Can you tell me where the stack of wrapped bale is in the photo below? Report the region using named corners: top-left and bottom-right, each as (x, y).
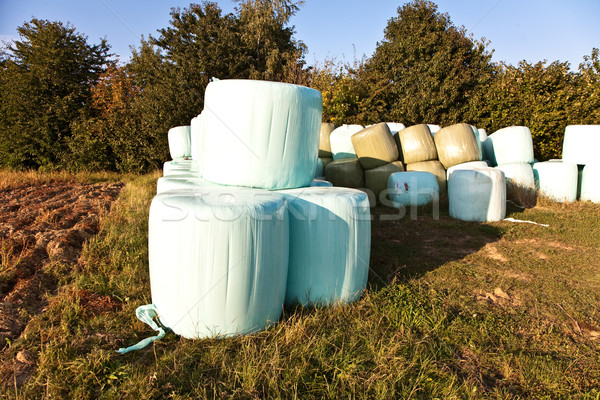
top-left (351, 123), bottom-right (403, 202)
top-left (147, 79), bottom-right (372, 343)
top-left (482, 126), bottom-right (538, 203)
top-left (562, 125), bottom-right (600, 203)
top-left (396, 124), bottom-right (447, 195)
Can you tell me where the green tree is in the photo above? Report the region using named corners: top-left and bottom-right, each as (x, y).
top-left (358, 0), bottom-right (494, 125)
top-left (0, 19), bottom-right (111, 169)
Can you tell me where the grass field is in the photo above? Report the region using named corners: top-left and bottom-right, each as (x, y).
top-left (1, 171), bottom-right (599, 399)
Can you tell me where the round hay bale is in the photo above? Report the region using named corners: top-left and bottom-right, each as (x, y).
top-left (388, 171), bottom-right (439, 207)
top-left (581, 164), bottom-right (600, 203)
top-left (434, 123), bottom-right (481, 169)
top-left (562, 125), bottom-right (600, 165)
top-left (168, 125), bottom-right (192, 160)
top-left (200, 79), bottom-right (322, 190)
top-left (324, 158), bottom-right (365, 188)
top-left (406, 160), bottom-right (447, 195)
top-left (330, 124), bottom-right (364, 160)
top-left (397, 124), bottom-right (437, 164)
top-left (279, 187), bottom-right (370, 306)
top-left (149, 188), bottom-right (289, 338)
top-left (448, 168), bottom-right (506, 222)
top-left (483, 126), bottom-right (534, 166)
top-left (351, 123), bottom-right (399, 170)
top-left (533, 161), bottom-right (578, 202)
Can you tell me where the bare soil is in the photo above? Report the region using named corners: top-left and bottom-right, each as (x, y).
top-left (0, 181), bottom-right (124, 354)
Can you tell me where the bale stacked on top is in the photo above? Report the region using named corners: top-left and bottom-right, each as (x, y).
top-left (434, 123), bottom-right (481, 169)
top-left (168, 126), bottom-right (192, 160)
top-left (330, 124), bottom-right (364, 160)
top-left (319, 122), bottom-right (335, 158)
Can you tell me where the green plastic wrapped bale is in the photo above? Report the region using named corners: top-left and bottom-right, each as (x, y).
top-left (407, 160), bottom-right (447, 195)
top-left (325, 158), bottom-right (365, 188)
top-left (279, 187), bottom-right (371, 306)
top-left (364, 161), bottom-right (405, 201)
top-left (351, 123), bottom-right (399, 170)
top-left (397, 124), bottom-right (437, 164)
top-left (319, 122), bottom-right (335, 158)
top-left (320, 157), bottom-right (333, 169)
top-left (434, 123), bottom-right (481, 169)
top-left (148, 188), bottom-right (289, 338)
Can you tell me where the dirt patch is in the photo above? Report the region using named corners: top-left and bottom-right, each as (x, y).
top-left (483, 244), bottom-right (508, 263)
top-left (515, 238), bottom-right (576, 251)
top-left (0, 180), bottom-right (123, 384)
top-left (476, 287), bottom-right (522, 307)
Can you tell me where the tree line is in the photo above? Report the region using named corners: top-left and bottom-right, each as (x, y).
top-left (1, 0), bottom-right (598, 172)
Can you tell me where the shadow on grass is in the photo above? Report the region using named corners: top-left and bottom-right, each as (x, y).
top-left (367, 203), bottom-right (503, 289)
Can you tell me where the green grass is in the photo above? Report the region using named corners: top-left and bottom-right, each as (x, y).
top-left (2, 172), bottom-right (600, 399)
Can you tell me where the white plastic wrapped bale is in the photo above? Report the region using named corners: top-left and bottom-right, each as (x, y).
top-left (168, 126), bottom-right (192, 160)
top-left (351, 123), bottom-right (399, 170)
top-left (483, 126), bottom-right (534, 166)
top-left (385, 122), bottom-right (406, 135)
top-left (446, 161), bottom-right (489, 180)
top-left (495, 163), bottom-right (535, 190)
top-left (388, 171), bottom-right (439, 207)
top-left (319, 122), bottom-right (335, 158)
top-left (580, 164), bottom-right (600, 203)
top-left (330, 124), bottom-right (364, 160)
top-left (148, 188), bottom-right (289, 338)
top-left (279, 187), bottom-right (370, 306)
top-left (397, 124), bottom-right (437, 164)
top-left (199, 79), bottom-right (322, 190)
top-left (190, 114), bottom-right (202, 161)
top-left (448, 168), bottom-right (506, 222)
top-left (156, 176), bottom-right (217, 195)
top-left (532, 161), bottom-right (578, 202)
top-left (427, 124), bottom-right (441, 135)
top-left (434, 123), bottom-right (481, 169)
top-left (310, 179), bottom-right (333, 187)
top-left (562, 125), bottom-right (600, 165)
top-left (478, 128), bottom-right (488, 141)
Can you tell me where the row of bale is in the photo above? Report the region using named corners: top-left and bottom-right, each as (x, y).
top-left (316, 121), bottom-right (600, 222)
top-left (131, 79), bottom-right (374, 348)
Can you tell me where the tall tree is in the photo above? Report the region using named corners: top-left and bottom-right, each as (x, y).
top-left (358, 0), bottom-right (494, 125)
top-left (0, 19), bottom-right (111, 169)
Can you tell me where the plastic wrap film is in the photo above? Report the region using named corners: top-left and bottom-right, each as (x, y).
top-left (385, 122), bottom-right (406, 135)
top-left (364, 161), bottom-right (405, 201)
top-left (446, 161), bottom-right (488, 180)
top-left (315, 158), bottom-right (324, 179)
top-left (199, 79), bottom-right (322, 190)
top-left (319, 122), bottom-right (335, 158)
top-left (495, 163), bottom-right (535, 190)
top-left (562, 125), bottom-right (600, 165)
top-left (351, 123), bottom-right (399, 170)
top-left (427, 124), bottom-right (441, 135)
top-left (168, 126), bottom-right (192, 160)
top-left (448, 168), bottom-right (506, 222)
top-left (324, 158), bottom-right (365, 188)
top-left (471, 126), bottom-right (483, 160)
top-left (156, 176), bottom-right (218, 195)
top-left (533, 161), bottom-right (578, 202)
top-left (406, 160), bottom-right (447, 195)
top-left (581, 164), bottom-right (600, 203)
top-left (148, 188), bottom-right (289, 338)
top-left (310, 179), bottom-right (333, 187)
top-left (434, 123), bottom-right (481, 169)
top-left (388, 171), bottom-right (439, 207)
top-left (397, 124), bottom-right (437, 164)
top-left (279, 187), bottom-right (371, 306)
top-left (483, 126), bottom-right (534, 166)
top-left (330, 124), bottom-right (364, 160)
top-left (320, 157), bottom-right (333, 169)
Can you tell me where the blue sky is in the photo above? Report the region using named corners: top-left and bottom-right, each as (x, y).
top-left (1, 0), bottom-right (599, 69)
